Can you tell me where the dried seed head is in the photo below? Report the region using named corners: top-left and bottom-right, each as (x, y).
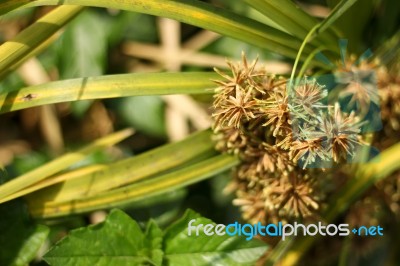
top-left (211, 53), bottom-right (371, 224)
top-left (263, 170), bottom-right (319, 218)
top-left (233, 180), bottom-right (281, 224)
top-left (213, 86), bottom-right (258, 130)
top-left (320, 103), bottom-right (363, 162)
top-left (260, 88), bottom-right (291, 137)
top-left (290, 138), bottom-right (327, 168)
top-left (289, 78), bottom-right (327, 116)
top-left (233, 188), bottom-right (270, 224)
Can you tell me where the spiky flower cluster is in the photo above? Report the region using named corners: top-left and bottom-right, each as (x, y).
top-left (212, 51), bottom-right (400, 261)
top-left (212, 54), bottom-right (364, 223)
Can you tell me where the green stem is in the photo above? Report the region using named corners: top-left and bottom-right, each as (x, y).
top-left (289, 25), bottom-right (320, 91)
top-left (297, 47), bottom-right (328, 79)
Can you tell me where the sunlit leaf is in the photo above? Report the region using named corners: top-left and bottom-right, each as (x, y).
top-left (0, 0), bottom-right (311, 58)
top-left (0, 5), bottom-right (83, 79)
top-left (0, 129), bottom-right (133, 203)
top-left (244, 0), bottom-right (337, 45)
top-left (44, 208), bottom-right (268, 266)
top-left (29, 154), bottom-right (239, 218)
top-left (0, 72), bottom-right (219, 113)
top-left (44, 209), bottom-right (163, 266)
top-left (23, 129), bottom-right (215, 205)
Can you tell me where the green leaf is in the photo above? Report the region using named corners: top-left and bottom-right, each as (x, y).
top-left (0, 72), bottom-right (25, 94)
top-left (0, 200), bottom-right (49, 266)
top-left (23, 129), bottom-right (215, 206)
top-left (44, 209), bottom-right (267, 266)
top-left (118, 96), bottom-right (166, 137)
top-left (0, 5), bottom-right (83, 79)
top-left (316, 0), bottom-right (360, 36)
top-left (107, 11), bottom-right (158, 45)
top-left (44, 209), bottom-right (163, 266)
top-left (56, 9), bottom-right (107, 79)
top-left (69, 100), bottom-right (93, 118)
top-left (0, 33), bottom-right (60, 80)
top-left (0, 0), bottom-right (309, 59)
top-left (29, 154), bottom-right (239, 218)
top-left (0, 1), bottom-right (28, 15)
top-left (0, 72), bottom-right (219, 114)
top-left (325, 142), bottom-right (400, 222)
top-left (11, 151), bottom-right (49, 176)
top-left (244, 0), bottom-right (336, 45)
top-left (326, 0), bottom-right (375, 53)
top-left (0, 129), bottom-right (133, 203)
top-left (163, 209), bottom-right (268, 266)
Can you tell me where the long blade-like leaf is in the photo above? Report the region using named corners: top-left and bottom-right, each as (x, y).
top-left (28, 154), bottom-right (239, 218)
top-left (0, 0), bottom-right (314, 59)
top-left (0, 72), bottom-right (219, 113)
top-left (316, 0), bottom-right (359, 35)
top-left (0, 33), bottom-right (60, 80)
top-left (21, 130), bottom-right (216, 204)
top-left (0, 129), bottom-right (133, 201)
top-left (0, 5), bottom-right (83, 78)
top-left (0, 165), bottom-right (106, 204)
top-left (244, 0), bottom-right (337, 45)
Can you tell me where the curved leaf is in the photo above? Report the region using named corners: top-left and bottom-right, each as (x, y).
top-left (0, 5), bottom-right (83, 79)
top-left (0, 129), bottom-right (133, 203)
top-left (0, 0), bottom-right (313, 58)
top-left (0, 33), bottom-right (60, 80)
top-left (316, 0), bottom-right (360, 35)
top-left (0, 72), bottom-right (219, 113)
top-left (29, 154), bottom-right (239, 218)
top-left (244, 0), bottom-right (337, 45)
top-left (23, 129), bottom-right (216, 205)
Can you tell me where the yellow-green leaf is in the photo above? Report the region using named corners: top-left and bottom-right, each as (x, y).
top-left (0, 72), bottom-right (219, 113)
top-left (0, 5), bottom-right (83, 79)
top-left (0, 0), bottom-right (311, 59)
top-left (244, 0), bottom-right (338, 45)
top-left (23, 130), bottom-right (216, 204)
top-left (0, 129), bottom-right (133, 203)
top-left (29, 154), bottom-right (239, 218)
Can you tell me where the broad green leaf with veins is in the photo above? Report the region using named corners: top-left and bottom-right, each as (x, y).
top-left (44, 209), bottom-right (268, 266)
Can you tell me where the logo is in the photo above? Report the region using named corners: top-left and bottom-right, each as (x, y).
top-left (187, 219), bottom-right (384, 241)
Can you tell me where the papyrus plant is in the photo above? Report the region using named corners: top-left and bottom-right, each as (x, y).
top-left (0, 0), bottom-right (399, 265)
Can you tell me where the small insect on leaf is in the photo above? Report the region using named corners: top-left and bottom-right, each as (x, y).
top-left (21, 93), bottom-right (37, 101)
